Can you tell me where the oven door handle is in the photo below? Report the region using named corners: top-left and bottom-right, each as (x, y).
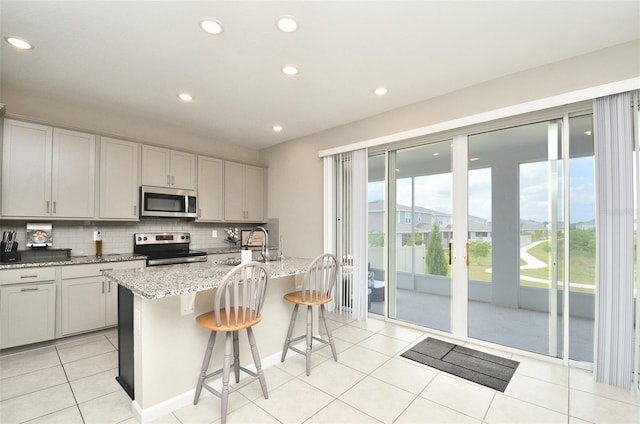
top-left (147, 256), bottom-right (208, 267)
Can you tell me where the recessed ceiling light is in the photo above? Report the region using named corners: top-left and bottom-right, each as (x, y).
top-left (470, 157), bottom-right (480, 161)
top-left (200, 19), bottom-right (223, 35)
top-left (433, 152), bottom-right (440, 156)
top-left (276, 16), bottom-right (298, 33)
top-left (281, 65), bottom-right (298, 76)
top-left (177, 93), bottom-right (193, 101)
top-left (5, 36), bottom-right (32, 50)
top-left (272, 125), bottom-right (283, 132)
top-left (584, 130), bottom-right (592, 136)
top-left (373, 87), bottom-right (388, 96)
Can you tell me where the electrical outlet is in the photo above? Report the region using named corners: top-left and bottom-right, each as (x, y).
top-left (212, 230), bottom-right (217, 238)
top-left (93, 231), bottom-right (101, 241)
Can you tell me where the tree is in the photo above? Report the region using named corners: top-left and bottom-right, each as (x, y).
top-left (368, 230), bottom-right (384, 247)
top-left (469, 240), bottom-right (490, 265)
top-left (405, 232), bottom-right (423, 246)
top-left (426, 221), bottom-right (448, 276)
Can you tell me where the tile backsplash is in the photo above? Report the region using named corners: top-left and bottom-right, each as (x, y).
top-left (0, 220), bottom-right (277, 256)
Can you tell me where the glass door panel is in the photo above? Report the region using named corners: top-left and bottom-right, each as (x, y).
top-left (468, 121), bottom-right (565, 358)
top-left (568, 114), bottom-right (595, 362)
top-left (390, 141), bottom-right (452, 331)
top-left (368, 154), bottom-right (386, 316)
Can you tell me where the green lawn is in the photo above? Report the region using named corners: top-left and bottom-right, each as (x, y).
top-left (466, 239), bottom-right (596, 293)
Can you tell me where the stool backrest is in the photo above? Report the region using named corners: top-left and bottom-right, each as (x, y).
top-left (301, 253), bottom-right (338, 302)
top-left (213, 262), bottom-right (269, 328)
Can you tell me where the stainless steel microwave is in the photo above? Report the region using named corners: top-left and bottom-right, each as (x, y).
top-left (140, 186), bottom-right (197, 218)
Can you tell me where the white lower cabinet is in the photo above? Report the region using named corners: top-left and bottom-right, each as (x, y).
top-left (60, 260), bottom-right (144, 336)
top-left (0, 268), bottom-right (56, 349)
top-left (61, 275), bottom-right (106, 335)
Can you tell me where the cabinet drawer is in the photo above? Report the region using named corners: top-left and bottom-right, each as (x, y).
top-left (61, 260), bottom-right (145, 279)
top-left (0, 267), bottom-right (56, 285)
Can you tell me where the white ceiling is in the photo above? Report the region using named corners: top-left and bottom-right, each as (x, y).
top-left (1, 1), bottom-right (639, 150)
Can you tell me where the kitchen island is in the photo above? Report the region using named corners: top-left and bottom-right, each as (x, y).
top-left (103, 257), bottom-right (312, 423)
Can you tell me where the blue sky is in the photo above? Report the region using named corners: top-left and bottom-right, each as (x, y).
top-left (368, 156), bottom-right (595, 224)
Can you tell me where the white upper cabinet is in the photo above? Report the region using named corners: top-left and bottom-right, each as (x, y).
top-left (141, 145), bottom-right (195, 190)
top-left (224, 161), bottom-right (265, 222)
top-left (99, 137), bottom-right (139, 219)
top-left (197, 155), bottom-right (224, 221)
top-left (51, 128), bottom-right (96, 218)
top-left (2, 119), bottom-right (95, 218)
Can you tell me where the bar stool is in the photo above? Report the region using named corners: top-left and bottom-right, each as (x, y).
top-left (281, 253), bottom-right (339, 376)
top-left (193, 262), bottom-right (269, 424)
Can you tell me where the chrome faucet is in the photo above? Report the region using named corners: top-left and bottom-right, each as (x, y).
top-left (247, 226), bottom-right (269, 262)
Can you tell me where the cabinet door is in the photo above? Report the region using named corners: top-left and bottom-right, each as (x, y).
top-left (170, 150), bottom-right (196, 189)
top-left (61, 276), bottom-right (106, 335)
top-left (51, 128), bottom-right (96, 218)
top-left (100, 137), bottom-right (139, 219)
top-left (142, 145), bottom-right (171, 187)
top-left (244, 165), bottom-right (265, 222)
top-left (224, 161), bottom-right (245, 221)
top-left (105, 278), bottom-right (118, 326)
top-left (0, 283), bottom-right (56, 349)
top-left (1, 119), bottom-right (53, 217)
top-left (197, 155), bottom-right (224, 221)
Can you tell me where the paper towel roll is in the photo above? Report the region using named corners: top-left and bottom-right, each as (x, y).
top-left (241, 249), bottom-right (252, 264)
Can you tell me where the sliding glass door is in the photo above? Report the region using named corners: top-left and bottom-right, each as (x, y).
top-left (388, 141), bottom-right (452, 331)
top-left (467, 120), bottom-right (565, 357)
top-left (465, 116), bottom-right (596, 360)
top-left (368, 111), bottom-right (596, 362)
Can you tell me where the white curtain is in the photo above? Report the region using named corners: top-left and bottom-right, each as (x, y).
top-left (324, 149), bottom-right (368, 320)
top-left (593, 91), bottom-right (636, 389)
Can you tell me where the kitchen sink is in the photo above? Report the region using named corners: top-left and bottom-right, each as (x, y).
top-left (215, 258), bottom-right (242, 266)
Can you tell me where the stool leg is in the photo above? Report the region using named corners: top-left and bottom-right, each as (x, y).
top-left (233, 330), bottom-right (240, 383)
top-left (194, 331), bottom-right (217, 404)
top-left (221, 332), bottom-right (233, 424)
top-left (305, 305), bottom-right (313, 376)
top-left (320, 304), bottom-right (338, 361)
top-left (247, 327), bottom-right (268, 399)
top-left (281, 304), bottom-right (299, 362)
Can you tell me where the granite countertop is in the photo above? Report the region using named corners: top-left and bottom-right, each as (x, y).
top-left (103, 257), bottom-right (312, 300)
top-left (0, 253), bottom-right (146, 270)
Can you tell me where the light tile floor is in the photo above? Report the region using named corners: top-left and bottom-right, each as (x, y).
top-left (1, 314), bottom-right (639, 424)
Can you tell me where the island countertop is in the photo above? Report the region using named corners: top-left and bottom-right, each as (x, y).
top-left (103, 257), bottom-right (312, 300)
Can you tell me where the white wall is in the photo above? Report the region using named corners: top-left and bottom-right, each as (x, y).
top-left (0, 88), bottom-right (262, 165)
top-left (260, 40), bottom-right (640, 259)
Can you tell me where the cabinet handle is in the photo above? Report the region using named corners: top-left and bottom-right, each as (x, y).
top-left (20, 274), bottom-right (38, 279)
top-left (166, 175), bottom-right (171, 185)
top-left (53, 201), bottom-right (57, 214)
top-left (108, 280), bottom-right (112, 292)
top-left (99, 268), bottom-right (113, 272)
top-left (171, 176), bottom-right (175, 185)
top-left (46, 201), bottom-right (50, 213)
top-left (198, 208), bottom-right (201, 218)
top-left (133, 205), bottom-right (137, 216)
top-left (21, 287), bottom-right (39, 292)
top-left (102, 281), bottom-right (105, 294)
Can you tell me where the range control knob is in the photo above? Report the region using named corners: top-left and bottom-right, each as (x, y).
top-left (143, 236), bottom-right (148, 241)
top-left (137, 236), bottom-right (142, 242)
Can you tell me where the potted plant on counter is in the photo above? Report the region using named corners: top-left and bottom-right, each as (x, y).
top-left (224, 227), bottom-right (240, 249)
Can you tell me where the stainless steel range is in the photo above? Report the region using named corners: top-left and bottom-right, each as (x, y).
top-left (134, 232), bottom-right (207, 266)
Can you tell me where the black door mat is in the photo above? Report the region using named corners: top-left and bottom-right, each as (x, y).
top-left (401, 337), bottom-right (519, 392)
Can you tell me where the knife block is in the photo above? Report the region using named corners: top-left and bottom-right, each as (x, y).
top-left (0, 241), bottom-right (21, 263)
